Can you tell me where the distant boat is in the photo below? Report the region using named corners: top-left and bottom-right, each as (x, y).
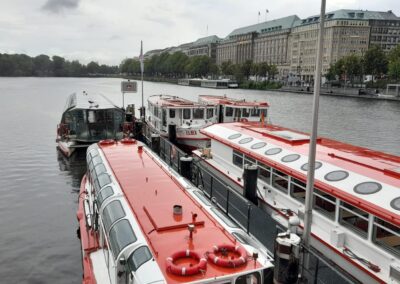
top-left (178, 78), bottom-right (238, 89)
top-left (56, 92), bottom-right (125, 157)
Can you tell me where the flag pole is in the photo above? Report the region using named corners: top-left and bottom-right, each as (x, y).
top-left (140, 40), bottom-right (144, 120)
top-left (302, 0), bottom-right (326, 249)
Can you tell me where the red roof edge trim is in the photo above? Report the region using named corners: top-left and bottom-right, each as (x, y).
top-left (201, 130), bottom-right (400, 228)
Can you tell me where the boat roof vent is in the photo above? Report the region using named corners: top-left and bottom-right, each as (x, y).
top-left (262, 130), bottom-right (311, 144)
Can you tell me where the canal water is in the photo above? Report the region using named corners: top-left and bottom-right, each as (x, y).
top-left (0, 77), bottom-right (399, 283)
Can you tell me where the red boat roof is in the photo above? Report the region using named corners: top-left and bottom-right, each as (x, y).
top-left (99, 142), bottom-right (263, 283)
top-left (199, 95), bottom-right (269, 107)
top-left (200, 122), bottom-right (400, 226)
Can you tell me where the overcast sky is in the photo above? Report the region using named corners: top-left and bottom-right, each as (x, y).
top-left (1, 0), bottom-right (399, 65)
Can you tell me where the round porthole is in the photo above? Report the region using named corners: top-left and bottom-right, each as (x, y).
top-left (238, 137), bottom-right (253, 144)
top-left (265, 148), bottom-right (282, 155)
top-left (251, 142), bottom-right (267, 149)
top-left (281, 154), bottom-right (301, 163)
top-left (390, 197), bottom-right (400, 211)
top-left (324, 170), bottom-right (349, 182)
top-left (228, 133), bottom-right (242, 140)
top-left (354, 182), bottom-right (382, 195)
top-left (301, 161), bottom-right (322, 171)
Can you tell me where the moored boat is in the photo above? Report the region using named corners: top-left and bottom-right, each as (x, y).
top-left (77, 139), bottom-right (274, 283)
top-left (56, 92), bottom-right (126, 157)
top-left (194, 121), bottom-right (400, 284)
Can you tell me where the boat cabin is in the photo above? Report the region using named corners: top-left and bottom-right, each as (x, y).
top-left (79, 140), bottom-right (274, 284)
top-left (197, 122), bottom-right (400, 284)
top-left (199, 95), bottom-right (269, 124)
top-left (59, 92), bottom-right (124, 142)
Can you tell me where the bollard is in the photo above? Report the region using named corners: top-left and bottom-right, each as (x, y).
top-left (273, 232), bottom-right (301, 284)
top-left (151, 134), bottom-right (160, 154)
top-left (243, 164), bottom-right (258, 205)
top-left (180, 156), bottom-right (193, 180)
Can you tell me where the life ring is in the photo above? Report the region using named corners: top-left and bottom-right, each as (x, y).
top-left (166, 250), bottom-right (207, 276)
top-left (207, 244), bottom-right (247, 268)
top-left (240, 118), bottom-right (248, 122)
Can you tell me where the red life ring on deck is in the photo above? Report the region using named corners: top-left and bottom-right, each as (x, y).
top-left (240, 118), bottom-right (248, 122)
top-left (166, 250), bottom-right (207, 276)
top-left (207, 244), bottom-right (247, 268)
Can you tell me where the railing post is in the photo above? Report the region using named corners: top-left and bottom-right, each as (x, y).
top-left (313, 254), bottom-right (319, 284)
top-left (226, 188), bottom-right (230, 214)
top-left (247, 203), bottom-right (251, 234)
top-left (210, 176), bottom-right (214, 198)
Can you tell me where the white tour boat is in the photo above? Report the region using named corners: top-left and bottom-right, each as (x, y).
top-left (194, 121), bottom-right (400, 284)
top-left (77, 138), bottom-right (275, 284)
top-left (57, 92), bottom-right (125, 157)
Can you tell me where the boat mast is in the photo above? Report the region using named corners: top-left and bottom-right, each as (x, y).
top-left (302, 0), bottom-right (326, 249)
top-left (140, 40), bottom-right (145, 120)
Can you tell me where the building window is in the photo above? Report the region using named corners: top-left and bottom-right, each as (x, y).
top-left (183, 109), bottom-right (191, 119)
top-left (272, 169), bottom-right (289, 193)
top-left (373, 217), bottom-right (400, 256)
top-left (290, 178), bottom-right (306, 203)
top-left (339, 201), bottom-right (369, 237)
top-left (232, 150), bottom-right (243, 168)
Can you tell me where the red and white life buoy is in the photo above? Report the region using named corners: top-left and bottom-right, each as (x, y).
top-left (166, 250), bottom-right (207, 276)
top-left (207, 244), bottom-right (247, 268)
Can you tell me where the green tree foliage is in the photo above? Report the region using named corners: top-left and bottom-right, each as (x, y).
top-left (241, 60), bottom-right (253, 80)
top-left (363, 45), bottom-right (388, 81)
top-left (221, 60), bottom-right (234, 75)
top-left (388, 59), bottom-right (400, 81)
top-left (0, 53), bottom-right (118, 77)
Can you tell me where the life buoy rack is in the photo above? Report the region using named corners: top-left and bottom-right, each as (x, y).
top-left (166, 250), bottom-right (207, 276)
top-left (207, 244), bottom-right (247, 268)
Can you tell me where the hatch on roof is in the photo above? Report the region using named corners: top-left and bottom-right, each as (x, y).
top-left (263, 130), bottom-right (311, 143)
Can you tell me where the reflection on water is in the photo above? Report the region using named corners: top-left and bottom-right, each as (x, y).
top-left (0, 77), bottom-right (399, 283)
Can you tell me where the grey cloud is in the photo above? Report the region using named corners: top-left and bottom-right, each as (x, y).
top-left (42, 0), bottom-right (80, 13)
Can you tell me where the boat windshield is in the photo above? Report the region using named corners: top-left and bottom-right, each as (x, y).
top-left (63, 109), bottom-right (124, 142)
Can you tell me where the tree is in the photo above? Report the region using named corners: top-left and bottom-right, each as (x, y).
top-left (221, 60), bottom-right (234, 76)
top-left (52, 55), bottom-right (66, 76)
top-left (388, 59), bottom-right (400, 81)
top-left (240, 60), bottom-right (253, 80)
top-left (33, 55), bottom-right (52, 76)
top-left (388, 45), bottom-right (400, 63)
top-left (268, 64), bottom-right (278, 80)
top-left (363, 45), bottom-right (388, 83)
top-left (258, 62), bottom-right (269, 79)
top-left (87, 61), bottom-right (100, 74)
top-left (343, 54), bottom-right (362, 85)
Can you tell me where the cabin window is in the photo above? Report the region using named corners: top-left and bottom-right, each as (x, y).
top-left (258, 163), bottom-right (271, 184)
top-left (162, 109), bottom-right (166, 127)
top-left (313, 189), bottom-right (336, 219)
top-left (242, 108), bottom-right (250, 117)
top-left (290, 178), bottom-right (306, 203)
top-left (97, 186), bottom-right (114, 206)
top-left (225, 107), bottom-right (233, 117)
top-left (128, 246), bottom-right (152, 272)
top-left (193, 108), bottom-right (204, 119)
top-left (94, 164), bottom-right (107, 178)
top-left (372, 218), bottom-right (400, 256)
top-left (183, 109), bottom-right (191, 119)
top-left (234, 108), bottom-right (242, 118)
top-left (169, 109), bottom-right (175, 118)
top-left (272, 169), bottom-right (289, 193)
top-left (206, 108), bottom-right (214, 119)
top-left (233, 150), bottom-right (244, 168)
top-left (339, 201), bottom-right (369, 237)
top-left (94, 173), bottom-right (111, 192)
top-left (251, 108), bottom-right (261, 117)
top-left (244, 155), bottom-right (256, 166)
top-left (261, 109), bottom-right (268, 118)
top-left (102, 200), bottom-right (126, 232)
top-left (235, 272), bottom-right (261, 284)
top-left (109, 219), bottom-right (137, 259)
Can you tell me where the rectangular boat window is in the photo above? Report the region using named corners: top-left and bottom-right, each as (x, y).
top-left (109, 219), bottom-right (137, 259)
top-left (235, 272), bottom-right (261, 284)
top-left (251, 108), bottom-right (261, 117)
top-left (169, 109), bottom-right (175, 118)
top-left (373, 217), bottom-right (400, 256)
top-left (339, 201), bottom-right (369, 237)
top-left (244, 155), bottom-right (255, 166)
top-left (234, 108), bottom-right (242, 118)
top-left (183, 109), bottom-right (191, 119)
top-left (232, 150), bottom-right (244, 168)
top-left (258, 163), bottom-right (271, 184)
top-left (290, 178), bottom-right (306, 203)
top-left (225, 107), bottom-right (233, 117)
top-left (94, 173), bottom-right (111, 192)
top-left (313, 189), bottom-right (336, 219)
top-left (261, 109), bottom-right (268, 118)
top-left (272, 169), bottom-right (289, 193)
top-left (128, 246), bottom-right (152, 272)
top-left (102, 200), bottom-right (126, 232)
top-left (162, 109), bottom-right (166, 127)
top-left (242, 108), bottom-right (250, 118)
top-left (193, 108), bottom-right (204, 119)
top-left (97, 186), bottom-right (114, 206)
top-left (207, 108), bottom-right (214, 119)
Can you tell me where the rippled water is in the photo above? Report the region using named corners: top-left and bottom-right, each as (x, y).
top-left (0, 77), bottom-right (399, 283)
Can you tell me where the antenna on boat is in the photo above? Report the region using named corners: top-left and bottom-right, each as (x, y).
top-left (302, 0), bottom-right (326, 251)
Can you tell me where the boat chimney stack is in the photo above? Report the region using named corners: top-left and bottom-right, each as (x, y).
top-left (180, 156), bottom-right (193, 180)
top-left (243, 164), bottom-right (259, 205)
top-left (273, 232), bottom-right (301, 284)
